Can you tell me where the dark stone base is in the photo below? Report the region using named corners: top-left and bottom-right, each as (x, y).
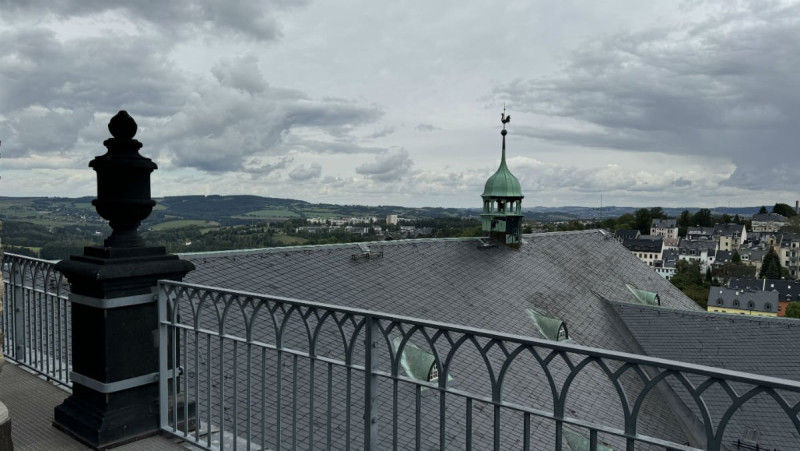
top-left (55, 245), bottom-right (195, 298)
top-left (53, 384), bottom-right (159, 450)
top-left (0, 401), bottom-right (12, 451)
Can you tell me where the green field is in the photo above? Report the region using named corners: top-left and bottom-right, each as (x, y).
top-left (151, 220), bottom-right (215, 231)
top-left (273, 234), bottom-right (308, 245)
top-left (241, 209), bottom-right (301, 218)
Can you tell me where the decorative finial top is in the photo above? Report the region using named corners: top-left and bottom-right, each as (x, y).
top-left (501, 104), bottom-right (510, 135)
top-left (108, 111), bottom-right (137, 140)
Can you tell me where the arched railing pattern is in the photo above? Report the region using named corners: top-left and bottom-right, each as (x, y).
top-left (157, 280), bottom-right (800, 451)
top-left (1, 253), bottom-right (71, 386)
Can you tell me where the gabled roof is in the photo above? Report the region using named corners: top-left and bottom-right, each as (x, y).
top-left (752, 213), bottom-right (788, 223)
top-left (607, 302), bottom-right (800, 449)
top-left (687, 226), bottom-right (714, 236)
top-left (730, 277), bottom-right (800, 301)
top-left (182, 231), bottom-right (699, 344)
top-left (181, 231), bottom-right (702, 448)
top-left (713, 223), bottom-right (746, 237)
top-left (679, 239), bottom-right (717, 252)
top-left (707, 286), bottom-right (778, 312)
top-left (651, 218), bottom-right (677, 228)
top-left (613, 229), bottom-right (639, 240)
top-left (622, 237), bottom-right (663, 252)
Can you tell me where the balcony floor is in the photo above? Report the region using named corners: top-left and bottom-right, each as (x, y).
top-left (0, 362), bottom-right (188, 450)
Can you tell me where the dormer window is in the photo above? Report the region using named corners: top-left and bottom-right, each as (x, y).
top-left (765, 303), bottom-right (772, 312)
top-left (748, 301), bottom-right (755, 310)
top-left (526, 309), bottom-right (570, 342)
top-left (733, 299), bottom-right (740, 308)
top-left (393, 337), bottom-right (452, 388)
top-left (717, 298), bottom-right (724, 306)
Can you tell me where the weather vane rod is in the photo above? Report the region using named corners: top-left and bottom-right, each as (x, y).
top-left (501, 104), bottom-right (510, 131)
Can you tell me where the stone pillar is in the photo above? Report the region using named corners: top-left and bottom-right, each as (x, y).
top-left (53, 112), bottom-right (194, 449)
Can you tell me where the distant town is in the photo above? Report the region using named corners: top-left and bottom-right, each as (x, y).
top-left (2, 195), bottom-right (799, 318)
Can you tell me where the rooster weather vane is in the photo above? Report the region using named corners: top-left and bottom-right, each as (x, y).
top-left (501, 105), bottom-right (510, 130)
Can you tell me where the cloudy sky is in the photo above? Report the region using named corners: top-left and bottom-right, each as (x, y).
top-left (1, 0), bottom-right (799, 208)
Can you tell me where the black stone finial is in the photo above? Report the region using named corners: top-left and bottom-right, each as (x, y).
top-left (90, 111), bottom-right (157, 248)
top-left (108, 111), bottom-right (137, 140)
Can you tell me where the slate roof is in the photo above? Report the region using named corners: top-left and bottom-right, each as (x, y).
top-left (181, 230), bottom-right (702, 449)
top-left (687, 226), bottom-right (714, 238)
top-left (662, 249), bottom-right (679, 267)
top-left (679, 239), bottom-right (717, 253)
top-left (752, 213), bottom-right (788, 223)
top-left (622, 237), bottom-right (663, 253)
top-left (651, 219), bottom-right (677, 228)
top-left (607, 302), bottom-right (800, 450)
top-left (729, 277), bottom-right (800, 301)
top-left (713, 223), bottom-right (746, 237)
top-left (714, 250), bottom-right (733, 265)
top-left (613, 229), bottom-right (639, 240)
top-left (707, 286), bottom-right (779, 313)
top-left (176, 231), bottom-right (800, 449)
top-left (182, 231), bottom-right (698, 348)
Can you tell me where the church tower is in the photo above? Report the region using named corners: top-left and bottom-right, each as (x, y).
top-left (481, 110), bottom-right (524, 246)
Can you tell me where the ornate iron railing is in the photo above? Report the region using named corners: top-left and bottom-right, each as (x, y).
top-left (1, 253), bottom-right (71, 386)
top-left (158, 280), bottom-right (800, 451)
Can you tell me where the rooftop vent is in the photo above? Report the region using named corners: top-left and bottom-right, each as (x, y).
top-left (476, 237), bottom-right (497, 249)
top-left (351, 243), bottom-right (384, 260)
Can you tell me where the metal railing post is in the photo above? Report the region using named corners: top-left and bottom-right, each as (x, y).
top-left (11, 259), bottom-right (25, 363)
top-left (158, 283), bottom-right (169, 433)
top-left (364, 315), bottom-right (379, 449)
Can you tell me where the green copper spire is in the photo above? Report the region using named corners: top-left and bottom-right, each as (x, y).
top-left (482, 109), bottom-right (523, 198)
top-left (480, 108), bottom-right (525, 246)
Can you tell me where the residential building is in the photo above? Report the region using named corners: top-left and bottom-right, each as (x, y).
top-left (713, 223), bottom-right (747, 251)
top-left (386, 214), bottom-right (399, 225)
top-left (686, 226), bottom-right (714, 240)
top-left (707, 286), bottom-right (779, 317)
top-left (729, 277), bottom-right (800, 316)
top-left (778, 233), bottom-right (800, 279)
top-left (678, 239), bottom-right (717, 272)
top-left (752, 212), bottom-right (789, 233)
top-left (613, 229), bottom-right (639, 242)
top-left (650, 218), bottom-right (678, 239)
top-left (622, 235), bottom-right (664, 267)
top-left (654, 248), bottom-right (679, 279)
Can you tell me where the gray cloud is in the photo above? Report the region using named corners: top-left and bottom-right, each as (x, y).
top-left (367, 127), bottom-right (395, 139)
top-left (415, 123), bottom-right (439, 132)
top-left (1, 0), bottom-right (307, 40)
top-left (355, 149), bottom-right (413, 182)
top-left (289, 163), bottom-right (322, 181)
top-left (211, 55), bottom-right (268, 95)
top-left (496, 1), bottom-right (800, 191)
top-left (0, 26), bottom-right (382, 173)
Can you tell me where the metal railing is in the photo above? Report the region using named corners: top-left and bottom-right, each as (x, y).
top-left (158, 280), bottom-right (800, 451)
top-left (1, 253), bottom-right (72, 386)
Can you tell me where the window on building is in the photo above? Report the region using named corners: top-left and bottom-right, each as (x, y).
top-left (765, 303), bottom-right (772, 311)
top-left (733, 299), bottom-right (740, 308)
top-left (748, 301), bottom-right (755, 310)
